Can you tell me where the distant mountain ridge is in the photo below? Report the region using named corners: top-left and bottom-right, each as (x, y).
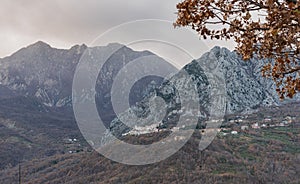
top-left (201, 46), bottom-right (300, 113)
top-left (0, 41), bottom-right (298, 114)
top-left (0, 41), bottom-right (86, 108)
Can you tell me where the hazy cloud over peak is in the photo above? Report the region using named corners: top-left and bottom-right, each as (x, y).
top-left (0, 0), bottom-right (234, 58)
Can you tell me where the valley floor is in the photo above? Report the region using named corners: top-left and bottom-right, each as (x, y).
top-left (0, 103), bottom-right (299, 184)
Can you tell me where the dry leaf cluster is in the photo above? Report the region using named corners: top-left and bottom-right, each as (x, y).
top-left (175, 0), bottom-right (300, 99)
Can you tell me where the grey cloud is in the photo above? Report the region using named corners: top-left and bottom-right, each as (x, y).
top-left (0, 0), bottom-right (234, 58)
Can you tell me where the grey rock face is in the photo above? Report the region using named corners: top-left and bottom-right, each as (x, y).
top-left (107, 46), bottom-right (300, 139)
top-left (0, 42), bottom-right (298, 116)
top-left (0, 41), bottom-right (86, 107)
top-left (198, 46), bottom-right (299, 114)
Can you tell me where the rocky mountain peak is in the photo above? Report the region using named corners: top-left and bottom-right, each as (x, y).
top-left (0, 41), bottom-right (298, 113)
top-left (29, 41), bottom-right (52, 49)
top-left (70, 44), bottom-right (88, 54)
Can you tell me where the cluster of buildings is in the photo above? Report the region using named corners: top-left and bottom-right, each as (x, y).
top-left (218, 115), bottom-right (296, 136)
top-left (63, 137), bottom-right (83, 154)
top-left (242, 116), bottom-right (295, 130)
top-left (122, 123), bottom-right (161, 136)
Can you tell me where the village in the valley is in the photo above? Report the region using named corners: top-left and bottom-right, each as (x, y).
top-left (214, 115), bottom-right (296, 136)
top-left (64, 103), bottom-right (299, 153)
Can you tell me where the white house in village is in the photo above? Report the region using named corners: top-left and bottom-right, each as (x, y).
top-left (251, 123), bottom-right (260, 129)
top-left (122, 123), bottom-right (160, 136)
top-left (284, 116), bottom-right (295, 124)
top-left (231, 131), bottom-right (238, 135)
top-left (174, 136), bottom-right (185, 141)
top-left (241, 125), bottom-right (249, 130)
top-left (171, 126), bottom-right (180, 132)
top-left (282, 120), bottom-right (289, 125)
top-left (229, 120), bottom-right (235, 123)
top-left (264, 118), bottom-right (272, 123)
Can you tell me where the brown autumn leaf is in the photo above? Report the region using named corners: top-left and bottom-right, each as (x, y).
top-left (175, 0), bottom-right (300, 99)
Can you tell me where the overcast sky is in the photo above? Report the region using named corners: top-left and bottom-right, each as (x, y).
top-left (0, 0), bottom-right (235, 59)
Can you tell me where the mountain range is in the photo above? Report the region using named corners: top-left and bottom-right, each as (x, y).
top-left (0, 41), bottom-right (298, 115)
top-left (1, 41), bottom-right (299, 138)
top-left (0, 41), bottom-right (299, 183)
